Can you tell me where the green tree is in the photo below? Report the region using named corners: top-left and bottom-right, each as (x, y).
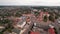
top-left (0, 18), bottom-right (11, 26)
top-left (4, 12), bottom-right (11, 17)
top-left (15, 12), bottom-right (22, 17)
top-left (55, 15), bottom-right (58, 19)
top-left (34, 12), bottom-right (39, 16)
top-left (54, 12), bottom-right (60, 19)
top-left (43, 15), bottom-right (47, 22)
top-left (49, 15), bottom-right (54, 22)
top-left (0, 19), bottom-right (14, 34)
top-left (5, 23), bottom-right (14, 33)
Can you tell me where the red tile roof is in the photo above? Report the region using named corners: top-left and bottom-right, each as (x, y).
top-left (48, 28), bottom-right (56, 34)
top-left (30, 31), bottom-right (40, 34)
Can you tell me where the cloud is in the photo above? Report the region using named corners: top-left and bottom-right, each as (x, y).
top-left (0, 0), bottom-right (60, 6)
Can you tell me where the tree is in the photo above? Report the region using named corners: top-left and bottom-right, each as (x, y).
top-left (0, 19), bottom-right (14, 34)
top-left (54, 28), bottom-right (58, 34)
top-left (4, 12), bottom-right (11, 17)
top-left (5, 23), bottom-right (14, 33)
top-left (15, 12), bottom-right (22, 17)
top-left (54, 12), bottom-right (60, 19)
top-left (55, 15), bottom-right (58, 19)
top-left (2, 19), bottom-right (10, 24)
top-left (43, 15), bottom-right (47, 22)
top-left (34, 12), bottom-right (39, 16)
top-left (49, 15), bottom-right (55, 22)
top-left (0, 18), bottom-right (11, 26)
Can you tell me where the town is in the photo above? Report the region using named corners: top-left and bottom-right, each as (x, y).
top-left (0, 6), bottom-right (60, 34)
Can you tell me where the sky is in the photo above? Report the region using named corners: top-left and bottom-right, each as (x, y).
top-left (0, 0), bottom-right (60, 6)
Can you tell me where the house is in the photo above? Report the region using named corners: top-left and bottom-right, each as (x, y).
top-left (37, 11), bottom-right (50, 22)
top-left (48, 28), bottom-right (55, 34)
top-left (48, 25), bottom-right (55, 34)
top-left (30, 31), bottom-right (40, 34)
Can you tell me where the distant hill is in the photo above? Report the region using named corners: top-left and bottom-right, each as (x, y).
top-left (0, 6), bottom-right (60, 10)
